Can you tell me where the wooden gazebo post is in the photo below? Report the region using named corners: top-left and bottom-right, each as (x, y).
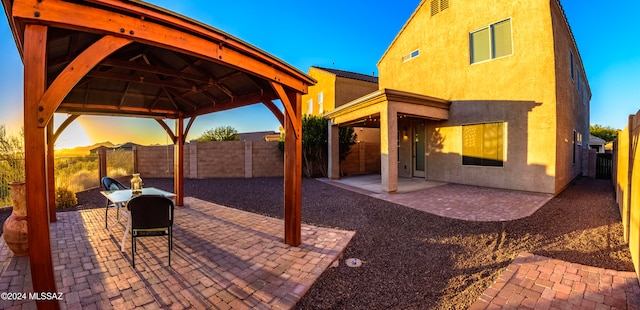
top-left (174, 116), bottom-right (185, 206)
top-left (23, 23), bottom-right (58, 309)
top-left (272, 82), bottom-right (302, 246)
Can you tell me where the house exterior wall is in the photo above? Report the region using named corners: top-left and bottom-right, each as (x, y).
top-left (550, 0), bottom-right (591, 193)
top-left (335, 76), bottom-right (379, 110)
top-left (376, 0), bottom-right (589, 194)
top-left (301, 67), bottom-right (336, 115)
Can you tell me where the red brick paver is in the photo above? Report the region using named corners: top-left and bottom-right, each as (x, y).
top-left (323, 176), bottom-right (552, 221)
top-left (471, 252), bottom-right (640, 310)
top-left (0, 197), bottom-right (355, 309)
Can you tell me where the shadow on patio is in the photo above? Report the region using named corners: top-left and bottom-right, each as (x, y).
top-left (0, 197), bottom-right (354, 309)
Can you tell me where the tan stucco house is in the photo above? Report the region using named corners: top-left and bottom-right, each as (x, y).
top-left (326, 0), bottom-right (591, 195)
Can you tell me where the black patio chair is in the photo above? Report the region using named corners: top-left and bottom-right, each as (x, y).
top-left (127, 195), bottom-right (174, 268)
top-left (102, 177), bottom-right (130, 229)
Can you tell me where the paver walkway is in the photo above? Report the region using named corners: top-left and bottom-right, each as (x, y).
top-left (323, 175), bottom-right (553, 221)
top-left (0, 197), bottom-right (354, 309)
top-left (470, 252), bottom-right (640, 310)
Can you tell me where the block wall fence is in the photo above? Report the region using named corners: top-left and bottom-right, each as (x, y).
top-left (612, 110), bottom-right (640, 283)
top-left (133, 140), bottom-right (381, 179)
top-left (134, 141), bottom-right (284, 179)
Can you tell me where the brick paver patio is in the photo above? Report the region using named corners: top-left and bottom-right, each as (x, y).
top-left (323, 175), bottom-right (553, 221)
top-left (0, 197), bottom-right (355, 309)
top-left (470, 252), bottom-right (640, 310)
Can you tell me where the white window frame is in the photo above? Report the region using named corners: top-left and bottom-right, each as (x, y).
top-left (307, 99), bottom-right (313, 115)
top-left (469, 18), bottom-right (513, 65)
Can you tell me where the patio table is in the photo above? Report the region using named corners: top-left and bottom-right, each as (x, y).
top-left (100, 187), bottom-right (176, 251)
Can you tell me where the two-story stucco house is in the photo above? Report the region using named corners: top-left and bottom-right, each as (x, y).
top-left (325, 0), bottom-right (590, 195)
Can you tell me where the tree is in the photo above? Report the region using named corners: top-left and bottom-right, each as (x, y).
top-left (590, 124), bottom-right (619, 142)
top-left (197, 126), bottom-right (239, 142)
top-left (280, 115), bottom-right (357, 177)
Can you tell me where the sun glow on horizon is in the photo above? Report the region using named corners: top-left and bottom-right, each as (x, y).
top-left (54, 116), bottom-right (92, 150)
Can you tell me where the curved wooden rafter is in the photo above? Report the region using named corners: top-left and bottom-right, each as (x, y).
top-left (183, 116), bottom-right (196, 144)
top-left (270, 81), bottom-right (300, 139)
top-left (37, 35), bottom-right (133, 127)
top-left (52, 114), bottom-right (80, 142)
top-left (155, 119), bottom-right (177, 144)
top-left (261, 100), bottom-right (284, 127)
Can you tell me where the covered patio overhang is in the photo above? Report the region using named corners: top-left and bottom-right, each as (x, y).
top-left (2, 0), bottom-right (315, 308)
top-left (325, 88), bottom-right (450, 192)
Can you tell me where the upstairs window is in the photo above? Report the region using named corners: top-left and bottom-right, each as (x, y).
top-left (570, 50), bottom-right (575, 81)
top-left (318, 92), bottom-right (324, 113)
top-left (470, 19), bottom-right (512, 64)
top-left (402, 49), bottom-right (420, 62)
top-left (307, 99), bottom-right (313, 115)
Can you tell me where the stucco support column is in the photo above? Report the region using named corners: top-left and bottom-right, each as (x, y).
top-left (380, 104), bottom-right (398, 193)
top-left (174, 117), bottom-right (184, 206)
top-left (328, 120), bottom-right (340, 179)
top-left (23, 24), bottom-right (59, 309)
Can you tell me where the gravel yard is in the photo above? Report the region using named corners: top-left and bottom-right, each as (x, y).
top-left (69, 176), bottom-right (633, 309)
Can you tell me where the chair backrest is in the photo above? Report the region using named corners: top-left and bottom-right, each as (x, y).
top-left (102, 177), bottom-right (129, 191)
top-left (127, 195), bottom-right (174, 229)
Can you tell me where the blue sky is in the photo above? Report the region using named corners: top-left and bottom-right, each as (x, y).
top-left (0, 0), bottom-right (638, 148)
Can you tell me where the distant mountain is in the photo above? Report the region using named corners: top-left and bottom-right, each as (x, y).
top-left (55, 142), bottom-right (114, 156)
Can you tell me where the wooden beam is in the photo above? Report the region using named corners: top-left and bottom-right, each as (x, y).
top-left (174, 117), bottom-right (185, 206)
top-left (37, 35), bottom-right (133, 127)
top-left (23, 24), bottom-right (59, 309)
top-left (46, 120), bottom-right (56, 223)
top-left (271, 82), bottom-right (300, 139)
top-left (12, 0), bottom-right (312, 93)
top-left (85, 71), bottom-right (196, 91)
top-left (53, 114), bottom-right (80, 142)
top-left (57, 103), bottom-right (179, 118)
top-left (99, 58), bottom-right (211, 83)
top-left (183, 92), bottom-right (278, 118)
top-left (262, 100), bottom-right (284, 127)
top-left (283, 90), bottom-right (302, 246)
top-left (155, 119), bottom-right (177, 144)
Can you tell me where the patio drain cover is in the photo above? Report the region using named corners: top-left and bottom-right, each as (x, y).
top-left (345, 258), bottom-right (362, 268)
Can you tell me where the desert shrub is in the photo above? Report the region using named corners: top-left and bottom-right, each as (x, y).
top-left (106, 149), bottom-right (133, 176)
top-left (108, 167), bottom-right (129, 178)
top-left (68, 169), bottom-right (99, 192)
top-left (55, 187), bottom-right (77, 210)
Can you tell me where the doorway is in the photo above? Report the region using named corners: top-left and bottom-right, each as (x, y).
top-left (413, 121), bottom-right (426, 178)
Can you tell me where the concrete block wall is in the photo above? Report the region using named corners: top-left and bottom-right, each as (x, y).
top-left (135, 141), bottom-right (283, 179)
top-left (196, 141), bottom-right (245, 178)
top-left (341, 142), bottom-right (381, 176)
top-left (251, 141), bottom-right (284, 177)
top-left (134, 145), bottom-right (189, 178)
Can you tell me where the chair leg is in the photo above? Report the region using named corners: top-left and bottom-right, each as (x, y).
top-left (168, 228), bottom-right (172, 266)
top-left (105, 201), bottom-right (109, 229)
top-left (131, 233), bottom-right (135, 268)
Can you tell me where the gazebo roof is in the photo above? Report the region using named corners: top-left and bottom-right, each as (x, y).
top-left (2, 1), bottom-right (310, 306)
top-left (2, 0), bottom-right (315, 120)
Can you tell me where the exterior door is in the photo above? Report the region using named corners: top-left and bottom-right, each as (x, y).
top-left (413, 121), bottom-right (426, 178)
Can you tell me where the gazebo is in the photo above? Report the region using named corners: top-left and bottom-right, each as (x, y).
top-left (1, 0), bottom-right (314, 308)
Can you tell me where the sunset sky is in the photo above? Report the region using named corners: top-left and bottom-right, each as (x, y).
top-left (0, 0), bottom-right (638, 149)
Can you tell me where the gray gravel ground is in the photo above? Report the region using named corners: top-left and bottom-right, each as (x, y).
top-left (72, 176), bottom-right (632, 309)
